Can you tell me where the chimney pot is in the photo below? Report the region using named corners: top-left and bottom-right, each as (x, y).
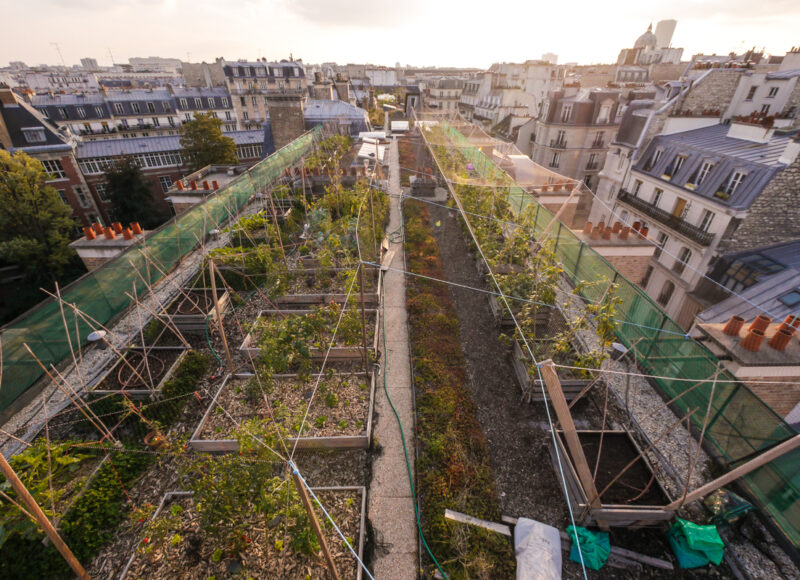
top-left (768, 327), bottom-right (793, 351)
top-left (583, 221), bottom-right (593, 235)
top-left (784, 314), bottom-right (800, 329)
top-left (112, 221), bottom-right (123, 234)
top-left (92, 222), bottom-right (104, 234)
top-left (203, 180), bottom-right (210, 190)
top-left (122, 228), bottom-right (134, 240)
top-left (597, 221), bottom-right (606, 233)
top-left (619, 226), bottom-right (631, 240)
top-left (741, 328), bottom-right (765, 352)
top-left (722, 315), bottom-right (745, 336)
top-left (612, 221), bottom-right (622, 233)
top-left (638, 226), bottom-right (649, 239)
top-left (212, 180), bottom-right (219, 190)
top-left (176, 180), bottom-right (185, 190)
top-left (103, 227), bottom-right (115, 240)
top-left (602, 228), bottom-right (612, 240)
top-left (749, 314), bottom-right (772, 333)
top-left (632, 221), bottom-right (641, 231)
top-left (83, 226), bottom-right (96, 240)
top-left (190, 180), bottom-right (198, 190)
top-left (131, 222), bottom-right (143, 235)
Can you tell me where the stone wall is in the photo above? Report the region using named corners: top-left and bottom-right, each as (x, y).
top-left (266, 95), bottom-right (305, 150)
top-left (717, 152), bottom-right (800, 253)
top-left (675, 69), bottom-right (744, 115)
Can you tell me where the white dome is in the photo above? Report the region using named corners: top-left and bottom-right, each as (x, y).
top-left (634, 24), bottom-right (657, 49)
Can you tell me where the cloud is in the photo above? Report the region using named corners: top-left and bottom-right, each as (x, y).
top-left (282, 0), bottom-right (421, 27)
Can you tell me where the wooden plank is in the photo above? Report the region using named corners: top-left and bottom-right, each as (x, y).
top-left (444, 509), bottom-right (511, 536)
top-left (540, 359), bottom-right (607, 530)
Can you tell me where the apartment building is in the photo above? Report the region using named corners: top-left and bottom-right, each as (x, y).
top-left (426, 78), bottom-right (464, 112)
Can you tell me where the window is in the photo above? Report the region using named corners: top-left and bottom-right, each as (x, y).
top-left (207, 97), bottom-right (215, 108)
top-left (251, 96), bottom-right (257, 106)
top-left (94, 106), bottom-right (104, 117)
top-left (114, 103), bottom-right (124, 115)
top-left (768, 87), bottom-right (779, 98)
top-left (163, 102), bottom-right (171, 112)
top-left (760, 104), bottom-right (770, 114)
top-left (273, 67), bottom-right (283, 77)
top-left (699, 209), bottom-right (714, 232)
top-left (94, 183), bottom-right (111, 202)
top-left (168, 116), bottom-right (175, 127)
top-left (654, 232), bottom-right (668, 258)
top-left (152, 117), bottom-right (160, 126)
top-left (137, 118), bottom-right (145, 126)
top-left (597, 104), bottom-right (611, 124)
top-left (243, 111), bottom-right (249, 121)
top-left (592, 131), bottom-right (604, 148)
top-left (561, 103), bottom-right (573, 122)
top-left (57, 189), bottom-right (69, 205)
top-left (76, 107), bottom-right (86, 119)
top-left (147, 102), bottom-right (155, 113)
top-left (673, 247), bottom-right (692, 275)
top-left (212, 111), bottom-right (218, 119)
top-left (652, 188), bottom-right (663, 207)
top-left (237, 144), bottom-right (263, 159)
top-left (586, 153), bottom-right (598, 169)
top-left (58, 107), bottom-right (68, 119)
top-left (641, 265), bottom-right (654, 288)
top-left (778, 290), bottom-right (800, 308)
top-left (74, 186), bottom-right (91, 208)
top-left (720, 171), bottom-right (747, 197)
top-left (120, 118), bottom-right (129, 128)
top-left (719, 254), bottom-right (783, 292)
top-left (240, 96), bottom-right (246, 106)
top-left (41, 159), bottom-right (66, 179)
top-left (657, 280), bottom-right (675, 307)
top-left (644, 148), bottom-right (663, 171)
top-left (745, 86), bottom-right (757, 101)
top-left (632, 179), bottom-right (642, 196)
top-left (663, 155), bottom-right (686, 179)
top-left (221, 97), bottom-right (229, 107)
top-left (184, 113), bottom-right (192, 121)
top-left (179, 98), bottom-right (188, 109)
top-left (549, 151), bottom-right (560, 168)
top-left (159, 176), bottom-right (173, 193)
top-left (131, 102), bottom-right (140, 113)
top-left (232, 67), bottom-right (240, 77)
top-left (687, 160), bottom-right (714, 189)
top-left (194, 98), bottom-right (202, 109)
top-left (225, 111), bottom-right (232, 121)
top-left (21, 127), bottom-right (46, 144)
top-left (556, 130), bottom-right (566, 145)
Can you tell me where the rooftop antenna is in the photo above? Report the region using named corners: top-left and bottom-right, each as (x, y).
top-left (107, 47), bottom-right (115, 66)
top-left (51, 42), bottom-right (66, 68)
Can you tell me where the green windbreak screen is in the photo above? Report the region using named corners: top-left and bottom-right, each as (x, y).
top-left (432, 121), bottom-right (800, 549)
top-left (0, 127), bottom-right (320, 414)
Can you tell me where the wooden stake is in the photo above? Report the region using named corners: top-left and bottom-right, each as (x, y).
top-left (358, 266), bottom-right (369, 372)
top-left (209, 260), bottom-right (234, 373)
top-left (0, 452), bottom-right (91, 579)
top-left (665, 434), bottom-right (800, 510)
top-left (539, 359), bottom-right (608, 529)
top-left (291, 469), bottom-right (340, 580)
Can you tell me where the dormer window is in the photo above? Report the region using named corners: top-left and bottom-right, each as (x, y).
top-left (662, 155), bottom-right (686, 180)
top-left (643, 148), bottom-right (663, 171)
top-left (561, 103), bottom-right (573, 122)
top-left (21, 127), bottom-right (46, 144)
top-left (716, 170), bottom-right (747, 199)
top-left (686, 160), bottom-right (714, 190)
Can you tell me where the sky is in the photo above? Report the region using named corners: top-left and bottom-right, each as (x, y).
top-left (3, 0), bottom-right (800, 69)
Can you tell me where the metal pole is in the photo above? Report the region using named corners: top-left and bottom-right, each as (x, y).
top-left (0, 453), bottom-right (91, 579)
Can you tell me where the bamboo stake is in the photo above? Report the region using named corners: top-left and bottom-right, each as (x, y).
top-left (290, 469), bottom-right (340, 580)
top-left (358, 266), bottom-right (369, 371)
top-left (122, 291), bottom-right (191, 349)
top-left (666, 434), bottom-right (800, 510)
top-left (209, 260), bottom-right (234, 373)
top-left (42, 393), bottom-right (56, 523)
top-left (131, 282), bottom-right (156, 392)
top-left (0, 451), bottom-right (91, 579)
top-left (54, 282), bottom-right (89, 396)
top-left (596, 410), bottom-right (697, 502)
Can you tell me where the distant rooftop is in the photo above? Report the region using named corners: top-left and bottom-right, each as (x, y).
top-left (76, 130), bottom-right (263, 158)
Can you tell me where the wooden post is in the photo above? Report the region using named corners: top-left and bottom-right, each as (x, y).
top-left (540, 359), bottom-right (607, 529)
top-left (358, 266), bottom-right (369, 372)
top-left (209, 260), bottom-right (234, 373)
top-left (291, 470), bottom-right (340, 580)
top-left (0, 453), bottom-right (91, 579)
top-left (368, 186), bottom-right (378, 260)
top-left (665, 434), bottom-right (800, 510)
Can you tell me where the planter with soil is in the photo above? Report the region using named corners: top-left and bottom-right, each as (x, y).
top-left (161, 289), bottom-right (230, 333)
top-left (511, 339), bottom-right (592, 402)
top-left (549, 429), bottom-right (674, 528)
top-left (90, 347), bottom-right (190, 398)
top-left (189, 371), bottom-right (376, 452)
top-left (240, 308), bottom-right (379, 366)
top-left (119, 486), bottom-right (367, 580)
top-left (277, 267), bottom-right (381, 308)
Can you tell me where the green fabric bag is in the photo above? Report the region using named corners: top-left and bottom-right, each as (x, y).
top-left (566, 525), bottom-right (610, 570)
top-left (667, 518), bottom-right (725, 568)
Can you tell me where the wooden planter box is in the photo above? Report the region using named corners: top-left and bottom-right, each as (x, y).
top-left (240, 308), bottom-right (380, 366)
top-left (277, 267), bottom-right (382, 309)
top-left (189, 371), bottom-right (376, 452)
top-left (89, 347), bottom-right (189, 399)
top-left (548, 430), bottom-right (674, 528)
top-left (511, 340), bottom-right (590, 402)
top-left (119, 487), bottom-right (368, 580)
top-left (488, 296), bottom-right (551, 332)
top-left (160, 288), bottom-right (229, 333)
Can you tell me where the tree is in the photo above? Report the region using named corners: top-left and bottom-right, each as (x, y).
top-left (180, 113), bottom-right (239, 172)
top-left (0, 151), bottom-right (77, 282)
top-left (104, 156), bottom-right (167, 229)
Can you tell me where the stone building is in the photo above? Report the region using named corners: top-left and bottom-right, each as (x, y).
top-left (425, 78), bottom-right (464, 113)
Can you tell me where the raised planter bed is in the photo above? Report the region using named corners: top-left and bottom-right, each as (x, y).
top-left (240, 308), bottom-right (379, 366)
top-left (189, 371), bottom-right (376, 452)
top-left (511, 340), bottom-right (591, 402)
top-left (548, 429), bottom-right (674, 528)
top-left (89, 347), bottom-right (190, 398)
top-left (488, 295), bottom-right (550, 331)
top-left (161, 288), bottom-right (229, 333)
top-left (278, 267), bottom-right (381, 308)
top-left (119, 486), bottom-right (367, 580)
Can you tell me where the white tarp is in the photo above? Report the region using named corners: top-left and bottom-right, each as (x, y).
top-left (515, 517), bottom-right (562, 580)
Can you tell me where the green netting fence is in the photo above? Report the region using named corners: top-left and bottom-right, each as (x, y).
top-left (437, 121), bottom-right (800, 550)
top-left (0, 126), bottom-right (321, 415)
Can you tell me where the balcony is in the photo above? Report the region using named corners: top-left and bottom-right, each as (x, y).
top-left (549, 138), bottom-right (567, 149)
top-left (617, 190), bottom-right (715, 246)
top-left (585, 162), bottom-right (600, 170)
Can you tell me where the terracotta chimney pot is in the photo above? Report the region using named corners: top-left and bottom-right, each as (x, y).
top-left (190, 180), bottom-right (198, 190)
top-left (83, 226), bottom-right (96, 240)
top-left (741, 328), bottom-right (765, 352)
top-left (768, 328), bottom-right (793, 351)
top-left (103, 227), bottom-right (115, 240)
top-left (602, 229), bottom-right (612, 240)
top-left (176, 180), bottom-right (184, 190)
top-left (619, 226), bottom-right (631, 240)
top-left (638, 226), bottom-right (649, 239)
top-left (92, 222), bottom-right (104, 234)
top-left (212, 180), bottom-right (219, 190)
top-left (722, 315), bottom-right (745, 336)
top-left (612, 221), bottom-right (622, 233)
top-left (749, 314), bottom-right (772, 333)
top-left (203, 180), bottom-right (210, 190)
top-left (122, 228), bottom-right (134, 240)
top-left (632, 221), bottom-right (641, 231)
top-left (131, 222), bottom-right (143, 235)
top-left (583, 222), bottom-right (593, 235)
top-left (112, 221), bottom-right (123, 234)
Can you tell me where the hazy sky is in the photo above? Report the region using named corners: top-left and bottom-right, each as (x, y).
top-left (3, 0), bottom-right (800, 68)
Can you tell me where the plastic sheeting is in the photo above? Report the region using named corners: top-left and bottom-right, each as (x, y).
top-left (514, 517), bottom-right (561, 580)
